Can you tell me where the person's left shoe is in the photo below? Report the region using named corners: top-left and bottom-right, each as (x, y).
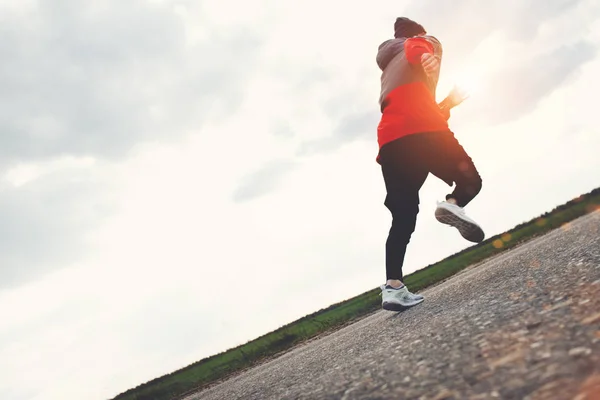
top-left (381, 284), bottom-right (424, 311)
top-left (435, 201), bottom-right (485, 243)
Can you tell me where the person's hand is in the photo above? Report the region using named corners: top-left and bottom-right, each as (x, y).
top-left (438, 85), bottom-right (470, 118)
top-left (446, 85), bottom-right (470, 108)
top-left (420, 53), bottom-right (439, 76)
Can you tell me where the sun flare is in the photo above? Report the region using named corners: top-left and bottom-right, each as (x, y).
top-left (454, 70), bottom-right (482, 98)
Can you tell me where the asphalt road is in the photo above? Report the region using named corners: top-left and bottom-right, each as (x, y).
top-left (188, 211), bottom-right (600, 400)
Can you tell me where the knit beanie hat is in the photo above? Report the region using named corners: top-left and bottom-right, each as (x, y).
top-left (394, 17), bottom-right (426, 39)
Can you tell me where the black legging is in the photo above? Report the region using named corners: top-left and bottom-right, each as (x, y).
top-left (379, 131), bottom-right (482, 281)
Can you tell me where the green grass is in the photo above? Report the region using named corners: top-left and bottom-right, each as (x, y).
top-left (111, 187), bottom-right (600, 400)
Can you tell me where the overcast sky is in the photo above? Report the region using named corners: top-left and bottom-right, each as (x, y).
top-left (1, 0), bottom-right (599, 399)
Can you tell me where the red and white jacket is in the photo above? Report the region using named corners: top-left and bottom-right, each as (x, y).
top-left (376, 35), bottom-right (450, 161)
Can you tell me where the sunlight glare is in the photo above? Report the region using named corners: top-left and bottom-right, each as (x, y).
top-left (455, 70), bottom-right (482, 98)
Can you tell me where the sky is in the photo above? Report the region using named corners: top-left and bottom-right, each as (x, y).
top-left (1, 0), bottom-right (599, 399)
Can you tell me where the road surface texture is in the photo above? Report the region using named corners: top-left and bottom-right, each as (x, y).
top-left (188, 211), bottom-right (600, 400)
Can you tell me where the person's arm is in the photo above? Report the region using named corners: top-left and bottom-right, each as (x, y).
top-left (405, 37), bottom-right (463, 119)
top-left (438, 86), bottom-right (470, 120)
top-left (404, 37), bottom-right (440, 77)
top-left (404, 37), bottom-right (435, 64)
top-left (438, 99), bottom-right (452, 121)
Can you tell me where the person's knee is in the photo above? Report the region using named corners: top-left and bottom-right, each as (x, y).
top-left (389, 208), bottom-right (418, 244)
top-left (458, 164), bottom-right (482, 198)
top-left (385, 193), bottom-right (420, 215)
top-left (468, 174), bottom-right (482, 197)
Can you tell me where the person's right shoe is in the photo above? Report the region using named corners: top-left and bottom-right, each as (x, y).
top-left (381, 284), bottom-right (424, 311)
top-left (435, 201), bottom-right (485, 243)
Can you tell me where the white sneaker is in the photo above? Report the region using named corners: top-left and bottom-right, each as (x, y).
top-left (408, 290), bottom-right (424, 301)
top-left (381, 284), bottom-right (424, 311)
top-left (435, 201), bottom-right (485, 243)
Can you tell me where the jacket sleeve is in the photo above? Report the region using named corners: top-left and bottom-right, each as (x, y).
top-left (403, 37), bottom-right (435, 64)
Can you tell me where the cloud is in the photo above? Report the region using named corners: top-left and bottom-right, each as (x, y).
top-left (284, 0), bottom-right (596, 158)
top-left (297, 110), bottom-right (379, 155)
top-left (232, 159), bottom-right (298, 202)
top-left (404, 0), bottom-right (587, 49)
top-left (467, 40), bottom-right (596, 124)
top-left (0, 0), bottom-right (266, 288)
top-left (0, 1), bottom-right (264, 168)
top-left (0, 159), bottom-right (113, 289)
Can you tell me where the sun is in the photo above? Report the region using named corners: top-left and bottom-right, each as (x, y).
top-left (454, 69), bottom-right (482, 98)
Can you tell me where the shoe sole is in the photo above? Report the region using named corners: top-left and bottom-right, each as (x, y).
top-left (435, 207), bottom-right (485, 243)
top-left (382, 298), bottom-right (424, 311)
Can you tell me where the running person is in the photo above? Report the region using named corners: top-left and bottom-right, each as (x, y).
top-left (376, 17), bottom-right (485, 311)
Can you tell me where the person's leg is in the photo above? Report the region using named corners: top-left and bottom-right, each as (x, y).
top-left (379, 135), bottom-right (429, 284)
top-left (425, 131), bottom-right (484, 242)
top-left (379, 136), bottom-right (430, 311)
top-left (383, 183), bottom-right (422, 284)
top-left (426, 130), bottom-right (482, 205)
top-left (444, 151), bottom-right (482, 208)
